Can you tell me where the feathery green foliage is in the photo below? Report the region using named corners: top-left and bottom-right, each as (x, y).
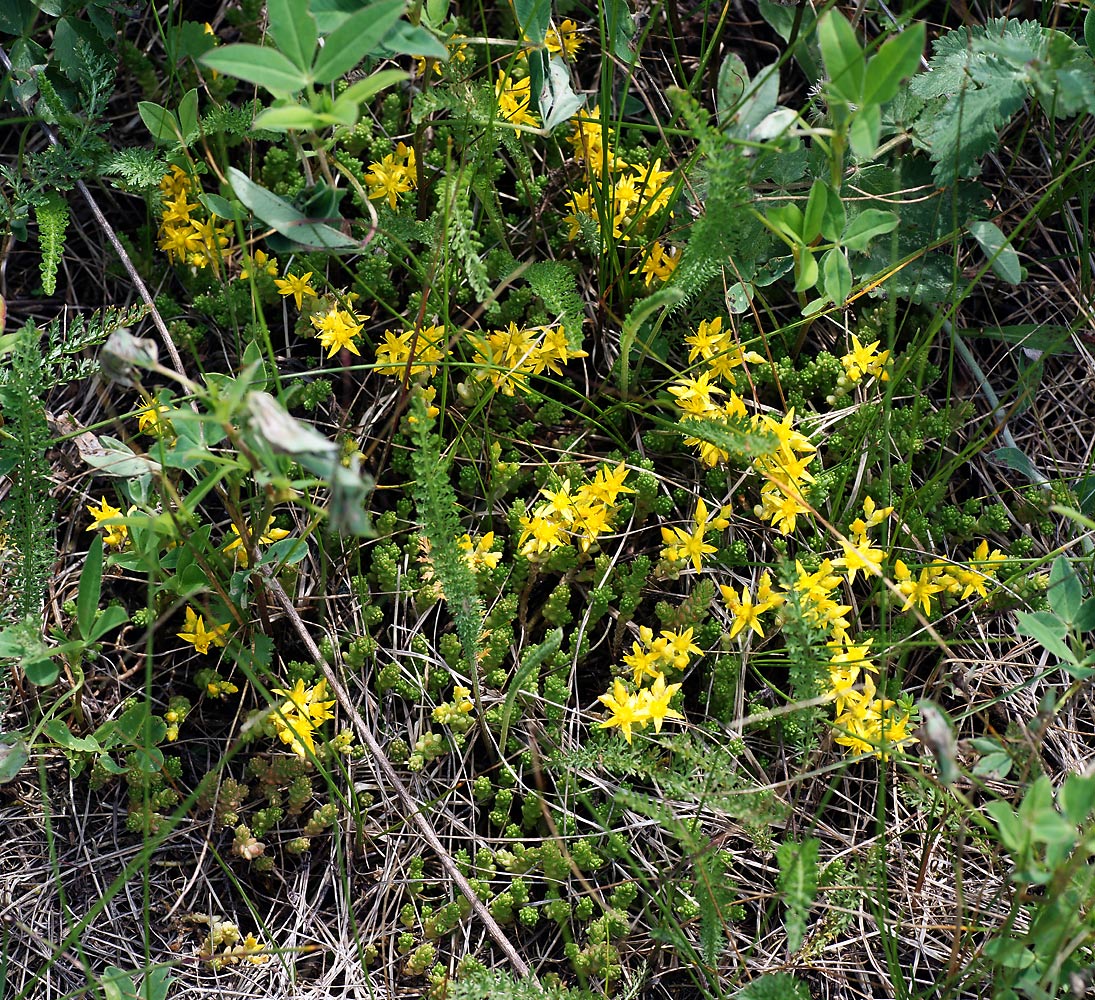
top-left (0, 323), bottom-right (57, 622)
top-left (776, 837), bottom-right (820, 952)
top-left (408, 394), bottom-right (484, 673)
top-left (35, 191), bottom-right (69, 296)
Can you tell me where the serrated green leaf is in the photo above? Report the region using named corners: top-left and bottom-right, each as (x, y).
top-left (268, 0), bottom-right (318, 71)
top-left (311, 0), bottom-right (405, 84)
top-left (201, 44), bottom-right (308, 96)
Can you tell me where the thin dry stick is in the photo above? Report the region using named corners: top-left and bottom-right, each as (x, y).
top-left (0, 43), bottom-right (187, 379)
top-left (258, 567), bottom-right (533, 979)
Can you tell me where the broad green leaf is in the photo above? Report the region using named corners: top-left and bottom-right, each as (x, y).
top-left (201, 43), bottom-right (309, 95)
top-left (1015, 609), bottom-right (1076, 664)
top-left (0, 735), bottom-right (29, 785)
top-left (985, 799), bottom-right (1026, 853)
top-left (177, 87), bottom-right (199, 139)
top-left (1087, 6), bottom-right (1095, 57)
top-left (101, 966), bottom-right (137, 1000)
top-left (198, 192), bottom-right (245, 220)
top-left (137, 101), bottom-right (179, 143)
top-left (268, 0), bottom-right (318, 71)
top-left (819, 186), bottom-right (846, 242)
top-left (539, 56), bottom-right (585, 132)
top-left (515, 0), bottom-right (551, 44)
top-left (1048, 555), bottom-right (1083, 624)
top-left (821, 247), bottom-right (852, 305)
top-left (341, 68), bottom-right (410, 107)
top-left (862, 23), bottom-right (925, 106)
top-left (79, 434), bottom-right (163, 478)
top-left (802, 179), bottom-right (828, 244)
top-left (841, 208), bottom-right (899, 251)
top-left (311, 0), bottom-right (406, 84)
top-left (1060, 773), bottom-right (1095, 825)
top-left (77, 534), bottom-right (103, 641)
top-left (818, 10), bottom-right (865, 102)
top-left (604, 0), bottom-right (636, 62)
top-left (227, 167), bottom-right (359, 250)
top-left (793, 250), bottom-right (818, 292)
top-left (765, 203), bottom-right (804, 242)
top-left (1073, 597), bottom-right (1095, 633)
top-left (22, 655), bottom-right (61, 686)
top-left (43, 719), bottom-right (102, 753)
top-left (252, 102), bottom-right (327, 131)
top-left (716, 53), bottom-right (748, 126)
top-left (990, 446), bottom-right (1044, 484)
top-left (87, 605), bottom-right (129, 643)
top-left (968, 220), bottom-right (1021, 285)
top-left (381, 21), bottom-right (448, 59)
top-left (848, 102), bottom-right (881, 159)
top-left (734, 62), bottom-right (781, 136)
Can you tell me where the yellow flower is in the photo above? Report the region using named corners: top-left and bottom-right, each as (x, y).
top-left (545, 18), bottom-right (582, 58)
top-left (639, 674), bottom-right (684, 733)
top-left (459, 532), bottom-right (502, 572)
top-left (239, 249), bottom-right (278, 280)
top-left (632, 240), bottom-right (680, 286)
top-left (274, 271), bottom-right (318, 309)
top-left (311, 306), bottom-right (365, 358)
top-left (495, 70), bottom-right (538, 128)
top-left (177, 606), bottom-right (230, 654)
top-left (597, 678), bottom-right (651, 743)
top-left (841, 334), bottom-right (891, 383)
top-left (366, 153), bottom-right (415, 210)
top-left (86, 496), bottom-right (129, 549)
top-left (223, 516), bottom-right (291, 567)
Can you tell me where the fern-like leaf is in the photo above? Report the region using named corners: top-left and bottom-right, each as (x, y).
top-left (407, 395), bottom-right (484, 672)
top-left (35, 192), bottom-right (69, 297)
top-left (776, 837), bottom-right (819, 953)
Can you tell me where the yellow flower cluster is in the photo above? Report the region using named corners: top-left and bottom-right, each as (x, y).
top-left (563, 109), bottom-right (676, 244)
top-left (660, 497), bottom-right (732, 573)
top-left (841, 334), bottom-right (890, 383)
top-left (197, 919), bottom-right (270, 969)
top-left (137, 399), bottom-right (173, 438)
top-left (157, 166), bottom-right (233, 270)
top-left (470, 322), bottom-right (588, 396)
top-left (632, 240), bottom-right (681, 286)
top-left (894, 539), bottom-right (1008, 615)
top-left (415, 34), bottom-right (469, 76)
top-left (374, 323), bottom-right (448, 378)
top-left (177, 606), bottom-right (230, 655)
top-left (719, 571), bottom-right (782, 640)
top-left (496, 70), bottom-right (538, 128)
top-left (223, 515), bottom-right (291, 568)
top-left (311, 305), bottom-right (366, 358)
top-left (432, 684), bottom-right (474, 726)
top-left (366, 142), bottom-right (417, 210)
top-left (599, 624), bottom-right (699, 742)
top-left (518, 462), bottom-right (632, 559)
top-left (458, 532), bottom-right (503, 572)
top-left (270, 677), bottom-right (337, 757)
top-left (782, 499), bottom-right (917, 759)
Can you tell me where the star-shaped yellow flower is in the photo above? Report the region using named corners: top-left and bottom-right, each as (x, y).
top-left (177, 606), bottom-right (230, 654)
top-left (274, 271), bottom-right (317, 309)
